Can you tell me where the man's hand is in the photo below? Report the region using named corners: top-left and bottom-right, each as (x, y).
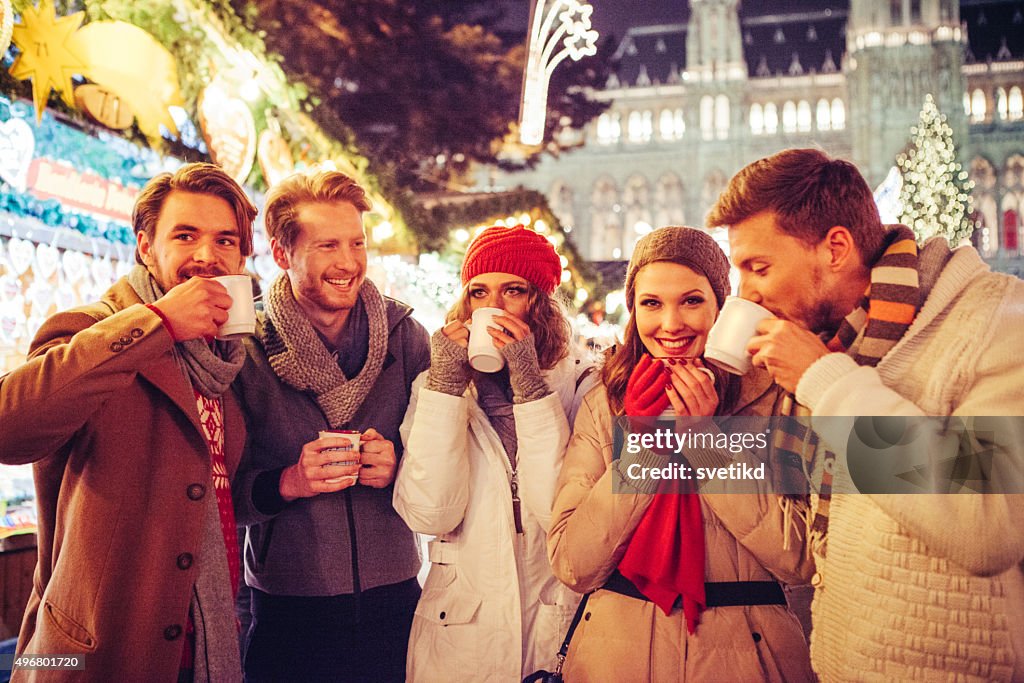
top-left (747, 319), bottom-right (830, 394)
top-left (358, 428), bottom-right (397, 488)
top-left (279, 435), bottom-right (361, 501)
top-left (151, 277), bottom-right (232, 341)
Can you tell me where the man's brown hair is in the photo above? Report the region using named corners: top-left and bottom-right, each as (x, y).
top-left (707, 148), bottom-right (886, 264)
top-left (263, 171), bottom-right (372, 252)
top-left (132, 162), bottom-right (257, 264)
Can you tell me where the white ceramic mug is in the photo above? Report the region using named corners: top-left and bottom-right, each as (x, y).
top-left (467, 306), bottom-right (506, 373)
top-left (212, 275), bottom-right (256, 340)
top-left (704, 296), bottom-right (774, 375)
top-left (319, 429), bottom-right (361, 485)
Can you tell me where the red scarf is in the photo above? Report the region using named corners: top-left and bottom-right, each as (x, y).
top-left (618, 481), bottom-right (706, 634)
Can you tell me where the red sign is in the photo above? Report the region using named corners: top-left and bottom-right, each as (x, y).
top-left (26, 159), bottom-right (138, 223)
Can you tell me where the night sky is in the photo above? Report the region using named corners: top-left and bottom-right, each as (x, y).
top-left (498, 0), bottom-right (688, 44)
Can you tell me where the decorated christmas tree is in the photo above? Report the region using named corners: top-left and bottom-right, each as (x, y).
top-left (897, 94), bottom-right (975, 245)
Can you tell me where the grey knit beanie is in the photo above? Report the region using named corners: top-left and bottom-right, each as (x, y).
top-left (625, 226), bottom-right (731, 311)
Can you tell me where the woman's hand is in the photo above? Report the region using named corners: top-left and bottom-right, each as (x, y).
top-left (494, 312), bottom-right (551, 403)
top-left (664, 357), bottom-right (718, 416)
top-left (425, 323), bottom-right (472, 396)
top-left (624, 354), bottom-right (670, 417)
top-left (488, 312), bottom-right (531, 349)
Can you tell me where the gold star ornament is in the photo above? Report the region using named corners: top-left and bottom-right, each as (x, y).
top-left (9, 0), bottom-right (86, 121)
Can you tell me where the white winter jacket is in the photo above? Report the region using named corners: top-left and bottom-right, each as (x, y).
top-left (395, 352), bottom-right (595, 682)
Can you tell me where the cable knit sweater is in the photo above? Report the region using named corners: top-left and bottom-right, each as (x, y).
top-left (795, 242), bottom-right (1024, 682)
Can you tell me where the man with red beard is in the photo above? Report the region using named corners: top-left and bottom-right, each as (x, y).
top-left (0, 163), bottom-right (256, 681)
top-left (231, 171), bottom-right (429, 682)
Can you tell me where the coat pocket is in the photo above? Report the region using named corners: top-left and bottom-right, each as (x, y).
top-left (42, 599), bottom-right (98, 651)
top-left (414, 570), bottom-right (483, 627)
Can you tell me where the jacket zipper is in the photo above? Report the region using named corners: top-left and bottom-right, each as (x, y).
top-left (345, 489), bottom-right (362, 593)
top-left (509, 468), bottom-right (524, 534)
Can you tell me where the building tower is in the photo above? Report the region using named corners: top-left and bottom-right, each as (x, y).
top-left (846, 0), bottom-right (967, 186)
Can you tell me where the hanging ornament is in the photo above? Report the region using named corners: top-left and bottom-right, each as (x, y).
top-left (71, 21), bottom-right (184, 141)
top-left (198, 80), bottom-right (256, 185)
top-left (9, 0), bottom-right (87, 121)
top-left (5, 238), bottom-right (34, 275)
top-left (74, 84), bottom-right (134, 131)
top-left (0, 0), bottom-right (14, 60)
top-left (0, 118), bottom-right (35, 191)
top-left (257, 117), bottom-right (295, 188)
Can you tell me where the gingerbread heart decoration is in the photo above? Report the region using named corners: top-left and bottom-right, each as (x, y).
top-left (35, 243), bottom-right (60, 278)
top-left (6, 237), bottom-right (34, 275)
top-left (258, 126), bottom-right (295, 188)
top-left (0, 118), bottom-right (35, 192)
top-left (27, 281), bottom-right (53, 315)
top-left (199, 86), bottom-right (256, 186)
top-left (90, 254), bottom-right (114, 286)
top-left (0, 311), bottom-right (20, 343)
top-left (0, 274), bottom-right (20, 302)
top-left (61, 249), bottom-right (88, 284)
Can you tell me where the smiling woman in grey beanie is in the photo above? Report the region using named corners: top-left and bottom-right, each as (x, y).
top-left (547, 225), bottom-right (815, 682)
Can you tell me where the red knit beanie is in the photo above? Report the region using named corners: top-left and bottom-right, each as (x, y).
top-left (461, 225), bottom-right (563, 295)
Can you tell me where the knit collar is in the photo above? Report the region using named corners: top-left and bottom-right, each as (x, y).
top-left (261, 272), bottom-right (388, 428)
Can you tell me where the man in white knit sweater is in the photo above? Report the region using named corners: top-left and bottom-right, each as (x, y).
top-left (708, 148), bottom-right (1024, 682)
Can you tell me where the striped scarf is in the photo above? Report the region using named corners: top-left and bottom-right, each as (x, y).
top-left (775, 225), bottom-right (920, 557)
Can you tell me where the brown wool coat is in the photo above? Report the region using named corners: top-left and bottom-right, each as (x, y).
top-left (0, 278), bottom-right (245, 682)
top-left (548, 371), bottom-right (815, 682)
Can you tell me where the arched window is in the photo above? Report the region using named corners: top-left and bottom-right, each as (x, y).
top-left (1010, 87), bottom-right (1023, 121)
top-left (831, 99), bottom-right (845, 129)
top-left (797, 100), bottom-right (812, 132)
top-left (969, 156), bottom-right (999, 257)
top-left (701, 96), bottom-right (715, 140)
top-left (816, 99), bottom-right (831, 131)
top-left (963, 92), bottom-right (971, 117)
top-left (764, 103), bottom-right (778, 134)
top-left (971, 89), bottom-right (987, 123)
top-left (782, 101), bottom-right (797, 133)
top-left (628, 111), bottom-right (644, 142)
top-left (654, 173), bottom-right (686, 228)
top-left (997, 87), bottom-right (1009, 121)
top-left (750, 103), bottom-right (764, 135)
top-left (660, 109), bottom-right (675, 140)
top-left (589, 177), bottom-right (621, 259)
top-left (1003, 204), bottom-right (1019, 252)
top-left (715, 95), bottom-right (730, 140)
top-left (673, 109), bottom-right (686, 138)
top-left (597, 112), bottom-right (621, 144)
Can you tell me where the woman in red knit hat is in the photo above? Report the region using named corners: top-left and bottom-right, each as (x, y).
top-left (394, 224), bottom-right (597, 682)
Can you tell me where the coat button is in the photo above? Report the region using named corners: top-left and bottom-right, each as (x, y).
top-left (811, 572), bottom-right (823, 587)
top-left (439, 611), bottom-right (446, 620)
top-left (109, 342), bottom-right (123, 352)
top-left (119, 335), bottom-right (132, 345)
top-left (164, 624), bottom-right (182, 640)
top-left (752, 632), bottom-right (762, 643)
top-left (584, 612), bottom-right (591, 621)
top-left (176, 553), bottom-right (193, 570)
top-left (130, 328), bottom-right (144, 338)
top-left (186, 484), bottom-right (205, 500)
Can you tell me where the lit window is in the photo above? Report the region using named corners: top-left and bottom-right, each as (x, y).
top-left (715, 95), bottom-right (730, 140)
top-left (817, 99), bottom-right (831, 131)
top-left (660, 109), bottom-right (675, 140)
top-left (750, 103), bottom-right (764, 135)
top-left (797, 100), bottom-right (812, 132)
top-left (831, 99), bottom-right (846, 129)
top-left (971, 89), bottom-right (987, 123)
top-left (764, 103), bottom-right (778, 134)
top-left (997, 88), bottom-right (1008, 120)
top-left (783, 100), bottom-right (797, 133)
top-left (628, 111), bottom-right (644, 142)
top-left (673, 109), bottom-right (686, 138)
top-left (1010, 87), bottom-right (1023, 121)
top-left (701, 95), bottom-right (714, 140)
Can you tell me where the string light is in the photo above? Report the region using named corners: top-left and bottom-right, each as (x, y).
top-left (897, 94), bottom-right (975, 245)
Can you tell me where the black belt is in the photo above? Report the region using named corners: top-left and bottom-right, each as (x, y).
top-left (603, 570), bottom-right (786, 608)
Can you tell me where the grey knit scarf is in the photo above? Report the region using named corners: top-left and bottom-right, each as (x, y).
top-left (126, 266), bottom-right (246, 398)
top-left (261, 273), bottom-right (388, 428)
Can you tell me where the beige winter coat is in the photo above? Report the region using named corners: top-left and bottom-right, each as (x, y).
top-left (548, 370), bottom-right (815, 682)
